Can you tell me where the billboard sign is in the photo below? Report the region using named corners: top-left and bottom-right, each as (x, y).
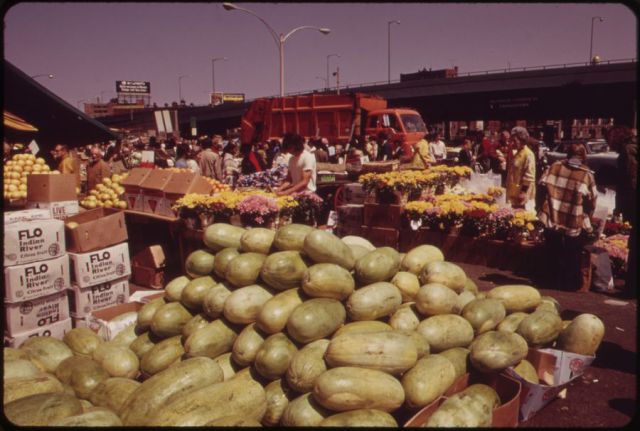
top-left (210, 92), bottom-right (245, 106)
top-left (116, 80), bottom-right (151, 95)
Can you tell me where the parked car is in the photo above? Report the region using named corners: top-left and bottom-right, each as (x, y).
top-left (546, 139), bottom-right (618, 186)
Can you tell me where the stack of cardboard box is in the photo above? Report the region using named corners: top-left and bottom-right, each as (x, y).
top-left (64, 208), bottom-right (132, 327)
top-left (131, 245), bottom-right (166, 289)
top-left (4, 209), bottom-right (72, 347)
top-left (26, 173), bottom-right (80, 220)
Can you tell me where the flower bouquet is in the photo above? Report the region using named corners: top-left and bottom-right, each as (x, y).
top-left (290, 192), bottom-right (323, 226)
top-left (237, 194), bottom-right (280, 228)
top-left (595, 234), bottom-right (629, 278)
top-left (172, 193), bottom-right (212, 229)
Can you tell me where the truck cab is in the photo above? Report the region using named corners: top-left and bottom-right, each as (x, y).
top-left (365, 108), bottom-right (427, 148)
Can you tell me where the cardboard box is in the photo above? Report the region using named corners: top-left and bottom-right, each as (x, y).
top-left (132, 245), bottom-right (166, 269)
top-left (504, 348), bottom-right (595, 422)
top-left (363, 203), bottom-right (403, 228)
top-left (68, 277), bottom-right (130, 317)
top-left (337, 204), bottom-right (364, 227)
top-left (404, 373), bottom-right (522, 427)
top-left (156, 172), bottom-right (213, 218)
top-left (73, 295), bottom-right (162, 340)
top-left (4, 209), bottom-right (51, 225)
top-left (129, 289), bottom-right (166, 303)
top-left (343, 183), bottom-right (367, 205)
top-left (4, 254), bottom-right (70, 303)
top-left (4, 291), bottom-right (70, 336)
top-left (4, 219), bottom-right (66, 267)
top-left (26, 173), bottom-right (77, 203)
top-left (69, 242), bottom-right (131, 288)
top-left (360, 225), bottom-right (400, 248)
top-left (139, 169), bottom-right (174, 214)
top-left (121, 167), bottom-right (152, 211)
top-left (26, 200), bottom-right (80, 220)
top-left (4, 317), bottom-right (72, 348)
top-left (64, 208), bottom-right (128, 253)
top-left (131, 264), bottom-right (165, 289)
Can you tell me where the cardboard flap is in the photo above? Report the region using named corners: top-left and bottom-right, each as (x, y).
top-left (120, 167), bottom-right (153, 188)
top-left (27, 173), bottom-right (77, 202)
top-left (132, 245), bottom-right (166, 268)
top-left (164, 173), bottom-right (214, 197)
top-left (64, 208), bottom-right (128, 253)
top-left (139, 169), bottom-right (173, 192)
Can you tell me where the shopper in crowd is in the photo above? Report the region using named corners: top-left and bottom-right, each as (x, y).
top-left (527, 137), bottom-right (549, 212)
top-left (104, 142), bottom-right (127, 175)
top-left (428, 132), bottom-right (447, 163)
top-left (606, 125), bottom-right (637, 297)
top-left (457, 138), bottom-right (475, 167)
top-left (276, 133), bottom-right (317, 195)
top-left (256, 141), bottom-right (269, 169)
top-left (266, 138), bottom-right (282, 168)
top-left (505, 126), bottom-right (536, 209)
top-left (199, 136), bottom-right (223, 180)
top-left (86, 146), bottom-right (111, 191)
top-left (314, 138), bottom-right (330, 163)
top-left (240, 142), bottom-right (266, 175)
top-left (492, 138), bottom-right (509, 186)
top-left (365, 135), bottom-right (378, 162)
top-left (409, 132), bottom-right (435, 169)
top-left (273, 140), bottom-right (292, 167)
top-left (175, 143), bottom-right (200, 174)
top-left (222, 142), bottom-right (240, 184)
top-left (476, 133), bottom-right (494, 172)
top-left (537, 142), bottom-right (597, 291)
top-left (345, 139), bottom-right (365, 166)
top-left (52, 144), bottom-right (81, 187)
top-left (377, 132), bottom-right (394, 161)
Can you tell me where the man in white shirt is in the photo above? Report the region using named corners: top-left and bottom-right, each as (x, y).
top-left (276, 133), bottom-right (316, 195)
top-left (428, 132), bottom-right (447, 162)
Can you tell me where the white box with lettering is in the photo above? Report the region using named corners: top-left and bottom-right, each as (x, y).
top-left (26, 200), bottom-right (80, 220)
top-left (4, 218), bottom-right (66, 267)
top-left (69, 242), bottom-right (131, 288)
top-left (4, 317), bottom-right (73, 348)
top-left (4, 291), bottom-right (70, 336)
top-left (4, 254), bottom-right (70, 303)
top-left (4, 209), bottom-right (51, 225)
top-left (69, 278), bottom-right (130, 317)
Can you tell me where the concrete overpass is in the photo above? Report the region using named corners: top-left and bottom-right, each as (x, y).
top-left (98, 59), bottom-right (636, 138)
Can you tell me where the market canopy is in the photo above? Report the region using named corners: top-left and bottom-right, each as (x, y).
top-left (3, 59), bottom-right (116, 149)
top-left (4, 111), bottom-right (39, 132)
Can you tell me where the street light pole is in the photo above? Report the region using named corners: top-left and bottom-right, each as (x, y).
top-left (223, 3), bottom-right (331, 97)
top-left (589, 16), bottom-right (604, 63)
top-left (211, 57), bottom-right (228, 96)
top-left (178, 75), bottom-right (188, 103)
top-left (388, 20), bottom-right (400, 84)
top-left (326, 53), bottom-right (339, 90)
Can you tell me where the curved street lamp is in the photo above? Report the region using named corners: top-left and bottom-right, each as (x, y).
top-left (223, 2), bottom-right (331, 96)
top-left (589, 16), bottom-right (604, 63)
top-left (178, 75), bottom-right (189, 103)
top-left (388, 20), bottom-right (400, 83)
top-left (31, 73), bottom-right (54, 80)
top-left (211, 57), bottom-right (228, 95)
top-left (326, 53), bottom-right (340, 90)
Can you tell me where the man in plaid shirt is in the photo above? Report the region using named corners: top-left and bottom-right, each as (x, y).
top-left (538, 143), bottom-right (597, 290)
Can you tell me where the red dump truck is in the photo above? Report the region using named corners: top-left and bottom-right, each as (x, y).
top-left (240, 93), bottom-right (427, 147)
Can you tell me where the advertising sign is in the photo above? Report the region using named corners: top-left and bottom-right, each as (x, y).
top-left (210, 92), bottom-right (245, 105)
top-left (116, 80), bottom-right (151, 95)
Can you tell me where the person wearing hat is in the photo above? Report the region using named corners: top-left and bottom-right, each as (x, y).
top-left (505, 126), bottom-right (536, 209)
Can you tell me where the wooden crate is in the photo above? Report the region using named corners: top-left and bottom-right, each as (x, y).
top-left (360, 160), bottom-right (399, 174)
top-left (360, 226), bottom-right (399, 249)
top-left (363, 203), bottom-right (403, 228)
top-left (334, 225), bottom-right (363, 238)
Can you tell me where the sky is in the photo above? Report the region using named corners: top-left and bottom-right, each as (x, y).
top-left (3, 2), bottom-right (637, 108)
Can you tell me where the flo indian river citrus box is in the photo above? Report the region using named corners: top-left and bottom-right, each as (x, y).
top-left (69, 242), bottom-right (131, 288)
top-left (4, 318), bottom-right (72, 348)
top-left (4, 219), bottom-right (66, 267)
top-left (4, 254), bottom-right (70, 303)
top-left (4, 290), bottom-right (70, 336)
top-left (69, 277), bottom-right (130, 317)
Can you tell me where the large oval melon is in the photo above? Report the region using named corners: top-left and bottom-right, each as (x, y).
top-left (240, 227), bottom-right (275, 254)
top-left (203, 223), bottom-right (245, 252)
top-left (302, 263), bottom-right (355, 300)
top-left (273, 224), bottom-right (314, 251)
top-left (225, 252), bottom-right (267, 287)
top-left (401, 244), bottom-right (445, 275)
top-left (260, 251), bottom-right (308, 291)
top-left (354, 247), bottom-right (402, 285)
top-left (164, 276), bottom-right (190, 302)
top-left (341, 235), bottom-right (375, 251)
top-left (303, 230), bottom-right (355, 270)
top-left (213, 248), bottom-right (240, 279)
top-left (185, 249), bottom-right (215, 278)
top-left (419, 261), bottom-right (467, 293)
top-left (180, 276), bottom-right (217, 311)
